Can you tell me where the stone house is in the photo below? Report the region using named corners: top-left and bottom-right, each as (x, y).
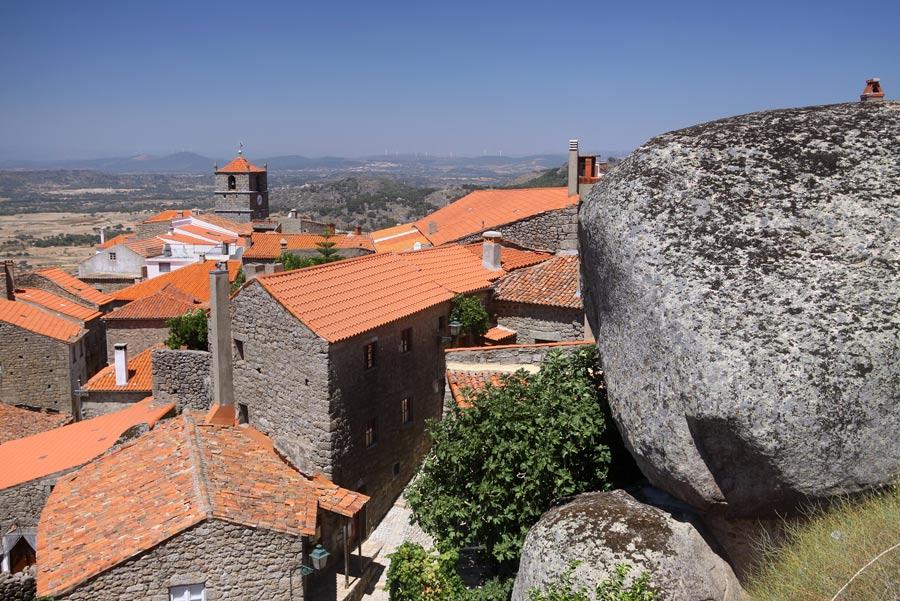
top-left (230, 244), bottom-right (532, 528)
top-left (0, 398), bottom-right (173, 573)
top-left (80, 344), bottom-right (156, 417)
top-left (15, 267), bottom-right (114, 313)
top-left (0, 298), bottom-right (88, 413)
top-left (36, 411), bottom-right (368, 600)
top-left (77, 234), bottom-right (163, 287)
top-left (103, 285), bottom-right (203, 362)
top-left (490, 255), bottom-right (586, 344)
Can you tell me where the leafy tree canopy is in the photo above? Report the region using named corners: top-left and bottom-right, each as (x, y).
top-left (164, 309), bottom-right (208, 350)
top-left (407, 347), bottom-right (613, 566)
top-left (449, 294), bottom-right (489, 340)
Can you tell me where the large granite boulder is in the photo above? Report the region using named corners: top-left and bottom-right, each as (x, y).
top-left (579, 101), bottom-right (900, 516)
top-left (512, 490), bottom-right (742, 600)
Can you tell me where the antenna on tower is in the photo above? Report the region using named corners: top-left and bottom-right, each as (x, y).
top-left (238, 141), bottom-right (244, 156)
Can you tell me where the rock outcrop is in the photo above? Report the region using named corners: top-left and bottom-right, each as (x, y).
top-left (512, 490), bottom-right (742, 601)
top-left (579, 101), bottom-right (900, 516)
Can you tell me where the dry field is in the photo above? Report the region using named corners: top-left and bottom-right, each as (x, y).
top-left (0, 211), bottom-right (142, 271)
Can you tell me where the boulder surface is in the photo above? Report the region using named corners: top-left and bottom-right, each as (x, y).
top-left (512, 490), bottom-right (742, 601)
top-left (579, 101), bottom-right (900, 515)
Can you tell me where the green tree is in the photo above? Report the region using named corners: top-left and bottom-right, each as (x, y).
top-left (164, 309), bottom-right (208, 350)
top-left (315, 229), bottom-right (342, 263)
top-left (386, 542), bottom-right (465, 601)
top-left (280, 251), bottom-right (319, 271)
top-left (407, 347), bottom-right (613, 566)
top-left (449, 294), bottom-right (489, 340)
top-left (528, 563), bottom-right (656, 601)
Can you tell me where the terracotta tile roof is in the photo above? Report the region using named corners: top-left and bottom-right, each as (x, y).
top-left (35, 268), bottom-right (113, 307)
top-left (176, 224), bottom-right (240, 244)
top-left (255, 253), bottom-right (454, 343)
top-left (143, 209), bottom-right (192, 223)
top-left (244, 232), bottom-right (375, 260)
top-left (82, 346), bottom-right (158, 392)
top-left (104, 285), bottom-right (201, 321)
top-left (371, 224), bottom-right (431, 253)
top-left (483, 325), bottom-right (517, 344)
top-left (36, 414), bottom-right (367, 597)
top-left (217, 155), bottom-right (266, 173)
top-left (0, 403), bottom-right (71, 445)
top-left (414, 187), bottom-right (576, 246)
top-left (158, 231), bottom-right (217, 246)
top-left (123, 236), bottom-right (165, 258)
top-left (0, 299), bottom-right (84, 342)
top-left (112, 260), bottom-right (241, 303)
top-left (194, 213), bottom-right (253, 236)
top-left (400, 245), bottom-right (503, 294)
top-left (97, 233), bottom-right (134, 250)
top-left (493, 255), bottom-right (582, 309)
top-left (462, 243), bottom-right (551, 271)
top-left (14, 288), bottom-right (102, 322)
top-left (0, 397), bottom-right (173, 490)
top-left (446, 369), bottom-right (514, 409)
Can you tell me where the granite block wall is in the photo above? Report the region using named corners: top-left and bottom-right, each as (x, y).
top-left (457, 205), bottom-right (579, 252)
top-left (151, 348), bottom-right (211, 412)
top-left (0, 566), bottom-right (35, 601)
top-left (493, 302), bottom-right (585, 344)
top-left (104, 321), bottom-right (168, 362)
top-left (0, 471), bottom-right (69, 534)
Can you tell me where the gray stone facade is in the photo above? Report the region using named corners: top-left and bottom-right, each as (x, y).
top-left (444, 340), bottom-right (594, 368)
top-left (214, 170), bottom-right (269, 222)
top-left (0, 566), bottom-right (35, 601)
top-left (458, 205), bottom-right (579, 252)
top-left (0, 322), bottom-right (85, 413)
top-left (492, 302), bottom-right (585, 344)
top-left (104, 320), bottom-right (168, 362)
top-left (151, 348), bottom-right (211, 412)
top-left (80, 390), bottom-right (149, 419)
top-left (0, 472), bottom-right (66, 534)
top-left (54, 519), bottom-right (308, 601)
top-left (16, 272), bottom-right (108, 312)
top-left (232, 283), bottom-right (447, 530)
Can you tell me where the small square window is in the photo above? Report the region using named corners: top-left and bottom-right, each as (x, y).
top-left (170, 583), bottom-right (206, 601)
top-left (365, 418), bottom-right (377, 448)
top-left (159, 262), bottom-right (171, 273)
top-left (364, 342), bottom-right (377, 370)
top-left (400, 328), bottom-right (412, 353)
top-left (401, 397), bottom-right (413, 424)
top-left (234, 339), bottom-right (244, 360)
top-left (238, 403), bottom-right (249, 424)
top-left (108, 252), bottom-right (117, 261)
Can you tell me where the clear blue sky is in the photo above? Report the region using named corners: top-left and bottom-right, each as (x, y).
top-left (1, 0), bottom-right (897, 160)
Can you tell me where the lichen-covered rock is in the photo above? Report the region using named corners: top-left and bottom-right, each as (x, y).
top-left (579, 101), bottom-right (900, 516)
top-left (512, 490), bottom-right (742, 601)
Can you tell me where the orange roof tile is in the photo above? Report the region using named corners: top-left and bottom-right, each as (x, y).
top-left (483, 325), bottom-right (517, 344)
top-left (14, 288), bottom-right (102, 322)
top-left (176, 224), bottom-right (240, 244)
top-left (0, 397), bottom-right (174, 490)
top-left (37, 414), bottom-right (367, 598)
top-left (255, 253), bottom-right (454, 343)
top-left (194, 213), bottom-right (253, 236)
top-left (104, 285), bottom-right (201, 321)
top-left (142, 209), bottom-right (192, 223)
top-left (158, 231), bottom-right (219, 245)
top-left (0, 299), bottom-right (84, 342)
top-left (244, 232), bottom-right (375, 260)
top-left (112, 260), bottom-right (241, 303)
top-left (122, 236), bottom-right (165, 258)
top-left (35, 268), bottom-right (113, 306)
top-left (82, 346), bottom-right (158, 392)
top-left (446, 369), bottom-right (519, 409)
top-left (371, 224), bottom-right (431, 253)
top-left (217, 155), bottom-right (266, 173)
top-left (493, 255), bottom-right (582, 309)
top-left (97, 233), bottom-right (134, 250)
top-left (462, 242), bottom-right (551, 271)
top-left (414, 187), bottom-right (576, 246)
top-left (0, 403), bottom-right (71, 445)
top-left (400, 244), bottom-right (502, 294)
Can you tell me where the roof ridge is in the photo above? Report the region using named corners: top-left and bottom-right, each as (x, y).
top-left (183, 415), bottom-right (214, 519)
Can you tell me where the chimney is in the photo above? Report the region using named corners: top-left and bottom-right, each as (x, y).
top-left (205, 266), bottom-right (237, 425)
top-left (568, 139), bottom-right (579, 197)
top-left (99, 228), bottom-right (106, 245)
top-left (114, 343), bottom-right (129, 386)
top-left (482, 231), bottom-right (503, 271)
top-left (288, 209), bottom-right (298, 219)
top-left (354, 225), bottom-right (362, 236)
top-left (860, 77), bottom-right (885, 102)
top-left (3, 261), bottom-right (15, 301)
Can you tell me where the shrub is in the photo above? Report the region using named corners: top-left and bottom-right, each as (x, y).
top-left (527, 562), bottom-right (656, 601)
top-left (386, 542), bottom-right (464, 601)
top-left (164, 309), bottom-right (208, 350)
top-left (747, 482), bottom-right (900, 601)
top-left (230, 267), bottom-right (245, 293)
top-left (407, 347), bottom-right (613, 566)
top-left (449, 294), bottom-right (489, 340)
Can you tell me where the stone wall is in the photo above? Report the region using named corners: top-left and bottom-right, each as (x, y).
top-left (55, 519), bottom-right (308, 601)
top-left (328, 303), bottom-right (449, 529)
top-left (16, 272), bottom-right (104, 312)
top-left (105, 320), bottom-right (168, 362)
top-left (0, 472), bottom-right (68, 534)
top-left (134, 220), bottom-right (172, 240)
top-left (151, 348), bottom-right (211, 412)
top-left (493, 302), bottom-right (585, 344)
top-left (458, 205), bottom-right (579, 252)
top-left (232, 284), bottom-right (333, 477)
top-left (0, 566), bottom-right (35, 601)
top-left (80, 390), bottom-right (149, 419)
top-left (0, 321), bottom-right (82, 413)
top-left (445, 340), bottom-right (594, 367)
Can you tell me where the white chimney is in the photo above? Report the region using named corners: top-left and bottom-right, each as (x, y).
top-left (114, 343), bottom-right (129, 386)
top-left (568, 139), bottom-right (579, 197)
top-left (99, 228), bottom-right (106, 245)
top-left (482, 231), bottom-right (503, 271)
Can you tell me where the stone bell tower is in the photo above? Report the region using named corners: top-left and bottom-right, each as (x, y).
top-left (213, 146), bottom-right (269, 222)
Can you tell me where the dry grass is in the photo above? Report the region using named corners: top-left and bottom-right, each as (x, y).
top-left (747, 483), bottom-right (900, 601)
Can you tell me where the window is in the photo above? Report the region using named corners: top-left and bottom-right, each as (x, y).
top-left (170, 584), bottom-right (205, 601)
top-left (108, 252), bottom-right (117, 261)
top-left (401, 397), bottom-right (412, 424)
top-left (364, 342), bottom-right (377, 370)
top-left (234, 339), bottom-right (244, 360)
top-left (227, 175), bottom-right (236, 190)
top-left (159, 262), bottom-right (171, 273)
top-left (400, 328), bottom-right (412, 353)
top-left (365, 418), bottom-right (377, 448)
top-left (238, 403), bottom-right (249, 424)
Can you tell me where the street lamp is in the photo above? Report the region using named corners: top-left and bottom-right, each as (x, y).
top-left (298, 544), bottom-right (330, 577)
top-left (449, 320), bottom-right (461, 338)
